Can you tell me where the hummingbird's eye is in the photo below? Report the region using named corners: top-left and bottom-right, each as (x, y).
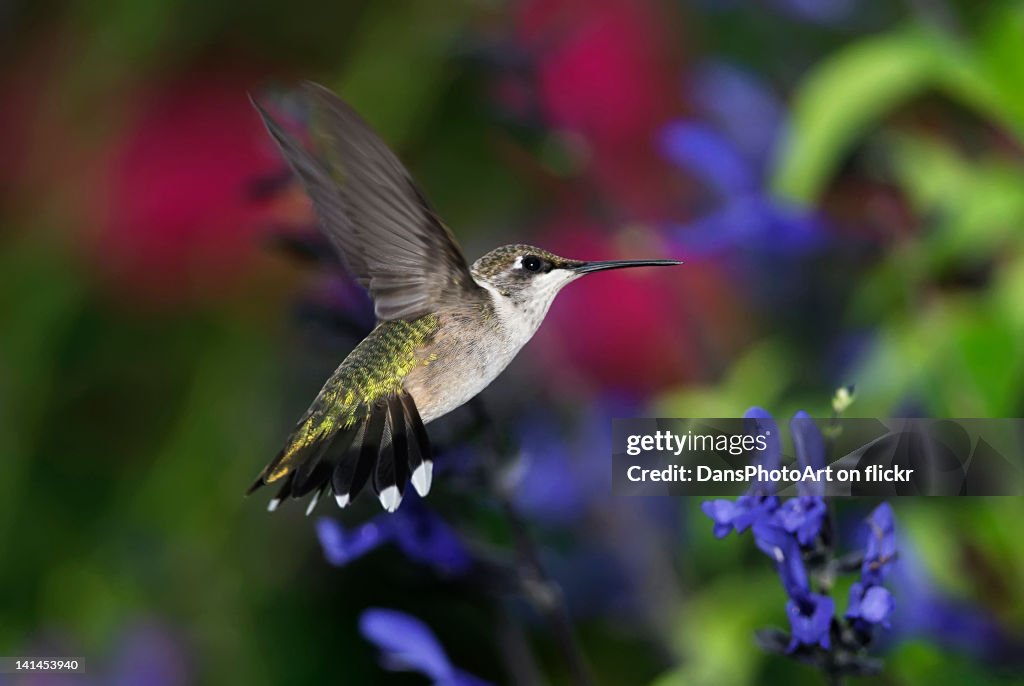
top-left (522, 255), bottom-right (542, 272)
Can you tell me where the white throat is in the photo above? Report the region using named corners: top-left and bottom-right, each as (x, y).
top-left (474, 272), bottom-right (575, 352)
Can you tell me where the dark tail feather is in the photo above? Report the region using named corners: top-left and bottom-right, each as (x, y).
top-left (291, 425), bottom-right (358, 498)
top-left (245, 474), bottom-right (266, 496)
top-left (265, 473), bottom-right (295, 512)
top-left (248, 419), bottom-right (357, 512)
top-left (245, 409), bottom-right (322, 496)
top-left (333, 399), bottom-right (387, 507)
top-left (246, 447), bottom-right (286, 495)
top-left (400, 392), bottom-right (434, 497)
top-left (374, 395), bottom-right (411, 512)
top-left (290, 442), bottom-right (331, 498)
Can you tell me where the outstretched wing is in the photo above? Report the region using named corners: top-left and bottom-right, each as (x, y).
top-left (251, 83), bottom-right (485, 321)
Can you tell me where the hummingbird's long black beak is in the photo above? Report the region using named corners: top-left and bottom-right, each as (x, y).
top-left (571, 259), bottom-right (682, 275)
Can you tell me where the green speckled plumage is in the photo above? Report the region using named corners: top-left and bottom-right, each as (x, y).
top-left (267, 315), bottom-right (439, 482)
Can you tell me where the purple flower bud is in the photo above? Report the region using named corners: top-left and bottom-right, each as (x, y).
top-left (861, 502), bottom-right (897, 584)
top-left (790, 411), bottom-right (826, 496)
top-left (744, 407), bottom-right (781, 494)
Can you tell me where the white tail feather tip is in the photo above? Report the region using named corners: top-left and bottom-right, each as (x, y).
top-left (411, 461), bottom-right (433, 497)
top-left (379, 486), bottom-right (402, 513)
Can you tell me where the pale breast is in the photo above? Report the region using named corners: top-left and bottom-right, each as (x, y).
top-left (402, 304), bottom-right (534, 425)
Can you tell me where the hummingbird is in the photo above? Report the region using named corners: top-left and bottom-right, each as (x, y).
top-left (247, 83), bottom-right (680, 514)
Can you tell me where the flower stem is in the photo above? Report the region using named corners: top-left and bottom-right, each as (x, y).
top-left (470, 399), bottom-right (596, 686)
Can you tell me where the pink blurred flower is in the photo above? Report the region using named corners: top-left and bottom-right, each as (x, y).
top-left (516, 0), bottom-right (686, 218)
top-left (87, 66), bottom-right (286, 305)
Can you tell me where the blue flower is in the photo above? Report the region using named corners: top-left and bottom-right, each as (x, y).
top-left (316, 517), bottom-right (390, 566)
top-left (660, 61), bottom-right (824, 258)
top-left (773, 496), bottom-right (827, 547)
top-left (846, 582), bottom-right (895, 628)
top-left (661, 122), bottom-right (758, 196)
top-left (510, 414), bottom-right (590, 524)
top-left (317, 496), bottom-right (472, 575)
top-left (786, 592), bottom-right (835, 651)
top-left (702, 495), bottom-right (779, 539)
top-left (861, 502), bottom-right (897, 584)
top-left (790, 410), bottom-right (826, 497)
top-left (703, 408), bottom-right (902, 672)
top-left (702, 408), bottom-right (825, 545)
top-left (360, 609), bottom-right (492, 686)
top-left (690, 62), bottom-right (784, 174)
top-left (744, 406), bottom-right (781, 494)
top-left (390, 499), bottom-right (474, 574)
top-left (752, 518), bottom-right (810, 599)
top-left (512, 397), bottom-right (636, 523)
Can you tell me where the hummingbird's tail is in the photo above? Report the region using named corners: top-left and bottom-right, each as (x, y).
top-left (246, 392), bottom-right (433, 514)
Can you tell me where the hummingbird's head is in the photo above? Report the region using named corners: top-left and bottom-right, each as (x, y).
top-left (470, 243), bottom-right (681, 334)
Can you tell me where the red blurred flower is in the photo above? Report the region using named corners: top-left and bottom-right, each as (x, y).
top-left (517, 0), bottom-right (686, 218)
top-left (88, 67), bottom-right (286, 305)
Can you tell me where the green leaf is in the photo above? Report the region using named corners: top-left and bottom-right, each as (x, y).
top-left (774, 28), bottom-right (940, 204)
top-left (947, 2), bottom-right (1024, 138)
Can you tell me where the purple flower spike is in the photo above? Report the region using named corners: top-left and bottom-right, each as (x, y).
top-left (786, 593), bottom-right (835, 652)
top-left (662, 61), bottom-right (826, 259)
top-left (702, 407), bottom-right (898, 672)
top-left (360, 609), bottom-right (492, 686)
